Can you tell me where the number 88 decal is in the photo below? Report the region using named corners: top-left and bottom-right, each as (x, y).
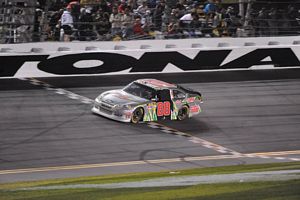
top-left (157, 102), bottom-right (171, 116)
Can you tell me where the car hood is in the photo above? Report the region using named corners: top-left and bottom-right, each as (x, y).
top-left (100, 90), bottom-right (148, 105)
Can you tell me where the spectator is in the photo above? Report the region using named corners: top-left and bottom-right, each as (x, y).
top-left (133, 16), bottom-right (145, 36)
top-left (109, 7), bottom-right (122, 36)
top-left (127, 0), bottom-right (138, 10)
top-left (189, 11), bottom-right (202, 37)
top-left (169, 9), bottom-right (181, 24)
top-left (136, 0), bottom-right (148, 17)
top-left (33, 8), bottom-right (43, 42)
top-left (2, 0), bottom-right (300, 43)
top-left (121, 6), bottom-right (134, 38)
top-left (166, 0), bottom-right (177, 9)
top-left (60, 5), bottom-right (74, 41)
top-left (49, 9), bottom-right (64, 41)
top-left (224, 6), bottom-right (242, 36)
top-left (175, 0), bottom-right (186, 18)
top-left (148, 0), bottom-right (157, 9)
top-left (179, 11), bottom-right (195, 31)
top-left (268, 8), bottom-right (278, 36)
top-left (93, 8), bottom-right (111, 40)
top-left (203, 0), bottom-right (217, 15)
top-left (257, 7), bottom-right (268, 36)
top-left (78, 8), bottom-right (96, 40)
top-left (98, 0), bottom-right (111, 13)
top-left (167, 21), bottom-right (181, 38)
top-left (153, 0), bottom-right (166, 31)
top-left (68, 0), bottom-right (81, 26)
top-left (142, 9), bottom-right (154, 33)
top-left (118, 0), bottom-right (127, 14)
top-left (287, 5), bottom-right (298, 35)
top-left (15, 8), bottom-right (31, 42)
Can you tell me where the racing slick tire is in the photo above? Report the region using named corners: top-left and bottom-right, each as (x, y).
top-left (177, 105), bottom-right (189, 121)
top-left (131, 107), bottom-right (144, 123)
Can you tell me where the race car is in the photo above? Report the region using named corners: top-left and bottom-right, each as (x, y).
top-left (92, 79), bottom-right (203, 123)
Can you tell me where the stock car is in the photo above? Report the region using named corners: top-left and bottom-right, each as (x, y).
top-left (92, 79), bottom-right (203, 123)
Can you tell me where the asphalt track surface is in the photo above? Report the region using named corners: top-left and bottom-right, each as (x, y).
top-left (1, 69), bottom-right (300, 183)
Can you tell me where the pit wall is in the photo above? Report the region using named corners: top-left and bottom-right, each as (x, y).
top-left (1, 36), bottom-right (300, 78)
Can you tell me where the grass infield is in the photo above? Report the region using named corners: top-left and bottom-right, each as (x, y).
top-left (1, 162), bottom-right (300, 200)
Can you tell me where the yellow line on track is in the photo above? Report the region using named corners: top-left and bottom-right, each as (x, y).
top-left (251, 150), bottom-right (300, 156)
top-left (0, 150), bottom-right (299, 175)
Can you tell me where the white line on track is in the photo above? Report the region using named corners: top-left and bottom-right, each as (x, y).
top-left (17, 77), bottom-right (300, 169)
top-left (147, 122), bottom-right (241, 155)
top-left (19, 77), bottom-right (244, 156)
top-left (19, 77), bottom-right (94, 104)
top-left (148, 122), bottom-right (300, 162)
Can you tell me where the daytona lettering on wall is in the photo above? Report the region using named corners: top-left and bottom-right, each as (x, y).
top-left (0, 48), bottom-right (300, 77)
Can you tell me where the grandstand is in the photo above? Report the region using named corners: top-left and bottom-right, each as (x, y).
top-left (0, 0), bottom-right (299, 43)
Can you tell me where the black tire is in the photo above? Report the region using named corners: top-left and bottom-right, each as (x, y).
top-left (177, 105), bottom-right (189, 121)
top-left (131, 107), bottom-right (144, 123)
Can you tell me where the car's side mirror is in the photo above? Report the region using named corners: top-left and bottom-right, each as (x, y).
top-left (151, 97), bottom-right (158, 102)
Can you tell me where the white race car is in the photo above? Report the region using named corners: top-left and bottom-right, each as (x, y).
top-left (92, 79), bottom-right (203, 123)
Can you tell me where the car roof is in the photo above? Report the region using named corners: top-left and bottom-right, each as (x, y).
top-left (135, 79), bottom-right (177, 90)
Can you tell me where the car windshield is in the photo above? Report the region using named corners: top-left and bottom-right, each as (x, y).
top-left (123, 82), bottom-right (156, 100)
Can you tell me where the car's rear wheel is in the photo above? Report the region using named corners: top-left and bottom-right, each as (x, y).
top-left (131, 107), bottom-right (144, 123)
top-left (177, 105), bottom-right (189, 121)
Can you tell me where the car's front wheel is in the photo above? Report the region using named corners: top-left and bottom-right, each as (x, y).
top-left (131, 107), bottom-right (144, 123)
top-left (177, 105), bottom-right (189, 121)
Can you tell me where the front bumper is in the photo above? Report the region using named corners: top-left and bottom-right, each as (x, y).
top-left (91, 102), bottom-right (132, 123)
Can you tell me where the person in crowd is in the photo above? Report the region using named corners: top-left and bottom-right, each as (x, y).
top-left (121, 6), bottom-right (134, 38)
top-left (32, 8), bottom-right (43, 42)
top-left (127, 0), bottom-right (138, 10)
top-left (60, 5), bottom-right (74, 41)
top-left (203, 0), bottom-right (217, 15)
top-left (175, 0), bottom-right (186, 18)
top-left (167, 21), bottom-right (181, 38)
top-left (153, 0), bottom-right (166, 31)
top-left (14, 8), bottom-right (31, 42)
top-left (141, 9), bottom-right (154, 33)
top-left (118, 0), bottom-right (127, 14)
top-left (78, 7), bottom-right (96, 40)
top-left (4, 0), bottom-right (300, 43)
top-left (109, 6), bottom-right (122, 36)
top-left (93, 8), bottom-right (111, 40)
top-left (224, 6), bottom-right (241, 36)
top-left (100, 0), bottom-right (111, 13)
top-left (179, 11), bottom-right (196, 31)
top-left (148, 0), bottom-right (157, 9)
top-left (189, 11), bottom-right (202, 37)
top-left (287, 5), bottom-right (299, 35)
top-left (267, 8), bottom-right (278, 36)
top-left (133, 16), bottom-right (145, 36)
top-left (256, 7), bottom-right (268, 36)
top-left (211, 8), bottom-right (226, 37)
top-left (136, 0), bottom-right (148, 17)
top-left (49, 9), bottom-right (64, 41)
top-left (169, 8), bottom-right (181, 23)
top-left (68, 0), bottom-right (81, 26)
